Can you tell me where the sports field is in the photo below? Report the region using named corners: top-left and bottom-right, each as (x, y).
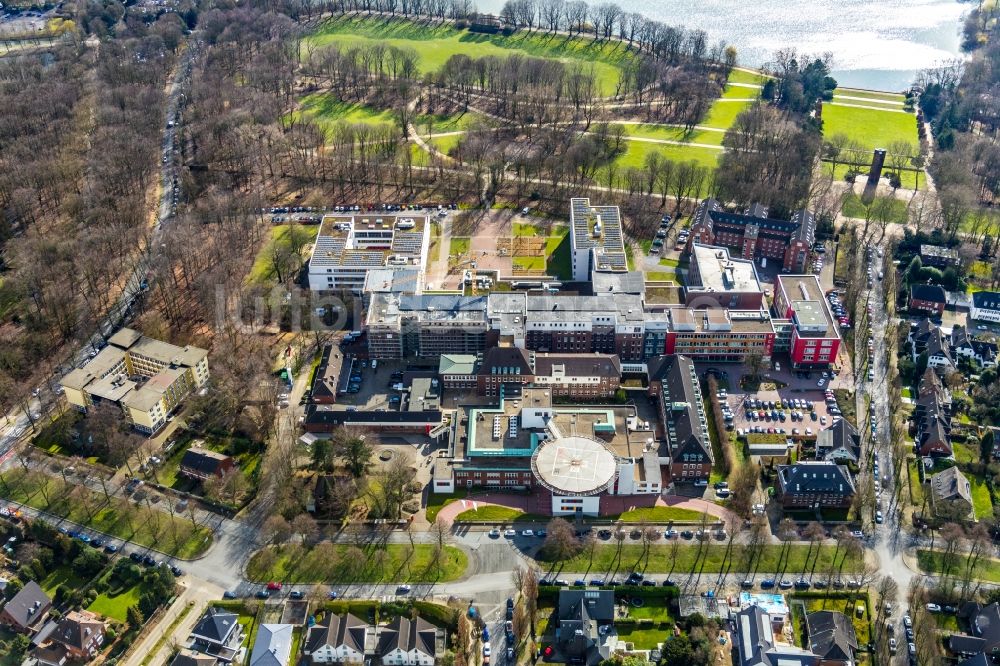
top-left (307, 16), bottom-right (634, 96)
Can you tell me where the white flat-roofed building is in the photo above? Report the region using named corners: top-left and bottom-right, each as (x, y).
top-left (569, 198), bottom-right (628, 281)
top-left (686, 243), bottom-right (766, 310)
top-left (308, 214), bottom-right (430, 294)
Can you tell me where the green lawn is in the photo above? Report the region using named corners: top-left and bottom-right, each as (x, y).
top-left (659, 257), bottom-right (680, 267)
top-left (727, 69), bottom-right (771, 85)
top-left (428, 132), bottom-right (463, 156)
top-left (514, 222), bottom-right (542, 236)
top-left (0, 469), bottom-right (213, 558)
top-left (646, 271), bottom-right (676, 281)
top-left (702, 99), bottom-right (753, 130)
top-left (907, 459), bottom-right (924, 505)
top-left (246, 543), bottom-right (467, 583)
top-left (825, 162), bottom-right (924, 191)
top-left (960, 209), bottom-right (1000, 236)
top-left (605, 140), bottom-right (721, 175)
top-left (513, 256), bottom-right (545, 271)
top-left (822, 104), bottom-right (918, 153)
top-left (449, 237), bottom-right (470, 257)
top-left (39, 565), bottom-right (89, 595)
top-left (546, 234), bottom-right (572, 280)
top-left (953, 443), bottom-right (979, 464)
top-left (414, 110), bottom-right (483, 133)
top-left (616, 625), bottom-right (668, 649)
top-left (295, 92), bottom-right (397, 137)
top-left (618, 506), bottom-right (707, 523)
top-left (833, 88), bottom-right (906, 103)
top-left (426, 490), bottom-right (467, 522)
top-left (840, 194), bottom-right (909, 223)
top-left (248, 225), bottom-right (318, 285)
top-left (557, 543), bottom-right (862, 574)
top-left (88, 581), bottom-right (143, 623)
top-left (721, 84), bottom-right (760, 99)
top-left (917, 549), bottom-right (1000, 583)
top-left (623, 123), bottom-right (726, 146)
top-left (454, 506), bottom-right (524, 522)
top-left (971, 476), bottom-right (994, 519)
top-left (307, 16), bottom-right (634, 96)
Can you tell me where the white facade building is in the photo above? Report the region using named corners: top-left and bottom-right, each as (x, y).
top-left (308, 214), bottom-right (430, 294)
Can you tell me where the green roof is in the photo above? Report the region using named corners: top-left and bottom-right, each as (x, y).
top-left (439, 354), bottom-right (477, 375)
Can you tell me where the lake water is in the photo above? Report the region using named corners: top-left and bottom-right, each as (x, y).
top-left (477, 0), bottom-right (970, 91)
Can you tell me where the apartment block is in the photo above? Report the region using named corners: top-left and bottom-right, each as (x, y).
top-left (61, 328), bottom-right (209, 434)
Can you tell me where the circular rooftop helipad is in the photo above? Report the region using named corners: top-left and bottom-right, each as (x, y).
top-left (531, 435), bottom-right (617, 496)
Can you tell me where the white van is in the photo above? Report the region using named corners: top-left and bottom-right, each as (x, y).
top-left (371, 359), bottom-right (377, 370)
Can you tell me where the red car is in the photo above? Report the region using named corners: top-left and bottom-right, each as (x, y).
top-left (266, 581), bottom-right (282, 591)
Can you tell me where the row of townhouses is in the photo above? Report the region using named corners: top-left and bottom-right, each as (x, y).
top-left (172, 607), bottom-right (442, 666)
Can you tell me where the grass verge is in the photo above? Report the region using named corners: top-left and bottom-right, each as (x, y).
top-left (553, 543), bottom-right (862, 575)
top-left (0, 468), bottom-right (213, 558)
top-left (246, 543), bottom-right (467, 583)
top-left (617, 507), bottom-right (708, 523)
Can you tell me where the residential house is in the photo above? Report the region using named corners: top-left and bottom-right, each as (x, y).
top-left (951, 326), bottom-right (998, 368)
top-left (250, 624), bottom-right (293, 666)
top-left (309, 345), bottom-right (340, 404)
top-left (925, 327), bottom-right (955, 371)
top-left (971, 291), bottom-right (1000, 324)
top-left (377, 617), bottom-right (438, 666)
top-left (187, 607), bottom-right (243, 662)
top-left (555, 589), bottom-right (616, 666)
top-left (169, 651), bottom-right (218, 666)
top-left (910, 284), bottom-right (947, 315)
top-left (776, 462), bottom-right (856, 509)
top-left (47, 610), bottom-right (105, 660)
top-left (917, 367), bottom-right (951, 410)
top-left (957, 654), bottom-right (992, 666)
top-left (647, 355), bottom-right (713, 483)
top-left (179, 447), bottom-right (235, 481)
top-left (806, 611), bottom-right (858, 666)
top-left (304, 613), bottom-right (371, 664)
top-left (735, 605), bottom-right (817, 666)
top-left (910, 318), bottom-right (940, 354)
top-left (815, 419), bottom-right (861, 464)
top-left (32, 644), bottom-right (69, 666)
top-left (948, 602), bottom-right (1000, 656)
top-left (929, 466), bottom-right (975, 521)
top-left (0, 581), bottom-right (51, 633)
top-left (920, 244), bottom-right (960, 268)
top-left (916, 413), bottom-right (952, 457)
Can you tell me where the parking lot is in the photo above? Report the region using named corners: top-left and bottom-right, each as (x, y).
top-left (722, 384), bottom-right (842, 442)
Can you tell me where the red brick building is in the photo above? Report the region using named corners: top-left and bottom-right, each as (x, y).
top-left (772, 275), bottom-right (842, 367)
top-left (647, 355), bottom-right (713, 483)
top-left (686, 199), bottom-right (815, 273)
top-left (909, 284), bottom-right (947, 315)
